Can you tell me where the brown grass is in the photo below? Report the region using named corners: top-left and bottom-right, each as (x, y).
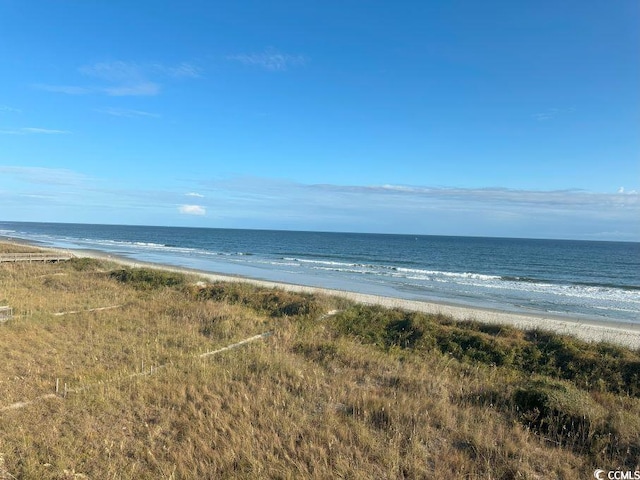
top-left (0, 241), bottom-right (43, 254)
top-left (0, 242), bottom-right (637, 479)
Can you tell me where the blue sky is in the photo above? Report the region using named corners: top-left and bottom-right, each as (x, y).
top-left (1, 0), bottom-right (638, 240)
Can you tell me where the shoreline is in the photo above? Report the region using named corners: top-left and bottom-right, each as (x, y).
top-left (3, 236), bottom-right (640, 349)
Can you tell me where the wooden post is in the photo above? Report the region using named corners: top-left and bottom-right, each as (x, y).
top-left (56, 378), bottom-right (59, 394)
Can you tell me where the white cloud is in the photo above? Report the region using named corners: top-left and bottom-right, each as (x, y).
top-left (80, 61), bottom-right (141, 82)
top-left (0, 166), bottom-right (88, 185)
top-left (33, 84), bottom-right (93, 95)
top-left (308, 183), bottom-right (640, 210)
top-left (22, 127), bottom-right (70, 134)
top-left (227, 48), bottom-right (307, 71)
top-left (532, 111), bottom-right (557, 121)
top-left (179, 204), bottom-right (206, 215)
top-left (532, 107), bottom-right (575, 122)
top-left (151, 62), bottom-right (201, 78)
top-left (103, 82), bottom-right (160, 97)
top-left (81, 60), bottom-right (201, 81)
top-left (35, 60), bottom-right (200, 97)
top-left (2, 166), bottom-right (636, 240)
top-left (96, 107), bottom-right (160, 118)
top-left (0, 105), bottom-right (21, 113)
top-left (0, 127), bottom-right (70, 135)
top-left (79, 61), bottom-right (161, 96)
top-left (199, 177), bottom-right (640, 238)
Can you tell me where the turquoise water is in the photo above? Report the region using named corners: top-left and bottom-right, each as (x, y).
top-left (2, 221), bottom-right (639, 323)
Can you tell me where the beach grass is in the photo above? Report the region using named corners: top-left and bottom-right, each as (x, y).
top-left (0, 241), bottom-right (638, 478)
top-left (0, 241), bottom-right (42, 254)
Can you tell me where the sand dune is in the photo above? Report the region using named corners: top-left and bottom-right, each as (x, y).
top-left (59, 246), bottom-right (640, 350)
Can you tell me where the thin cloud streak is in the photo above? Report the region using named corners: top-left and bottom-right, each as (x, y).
top-left (208, 177), bottom-right (638, 209)
top-left (0, 127), bottom-right (70, 135)
top-left (103, 82), bottom-right (160, 96)
top-left (206, 178), bottom-right (640, 235)
top-left (35, 60), bottom-right (200, 97)
top-left (34, 82), bottom-right (159, 97)
top-left (150, 62), bottom-right (201, 78)
top-left (309, 184), bottom-right (640, 209)
top-left (532, 107), bottom-right (575, 122)
top-left (0, 105), bottom-right (21, 113)
top-left (79, 61), bottom-right (201, 82)
top-left (33, 84), bottom-right (93, 95)
top-left (79, 61), bottom-right (144, 82)
top-left (1, 167), bottom-right (637, 239)
top-left (0, 166), bottom-right (89, 185)
top-left (227, 48), bottom-right (307, 71)
top-left (96, 107), bottom-right (160, 118)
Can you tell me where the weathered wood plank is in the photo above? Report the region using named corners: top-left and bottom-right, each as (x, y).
top-left (0, 253), bottom-right (73, 263)
top-left (0, 306), bottom-right (13, 322)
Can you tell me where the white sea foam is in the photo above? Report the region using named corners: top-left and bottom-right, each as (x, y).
top-left (288, 258), bottom-right (358, 267)
top-left (7, 224), bottom-right (639, 323)
top-left (394, 267), bottom-right (501, 281)
top-left (263, 256), bottom-right (639, 309)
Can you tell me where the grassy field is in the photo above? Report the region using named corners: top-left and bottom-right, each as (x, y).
top-left (0, 241), bottom-right (638, 479)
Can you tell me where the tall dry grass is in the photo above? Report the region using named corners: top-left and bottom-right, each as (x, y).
top-left (0, 241), bottom-right (42, 254)
top-left (0, 243), bottom-right (638, 479)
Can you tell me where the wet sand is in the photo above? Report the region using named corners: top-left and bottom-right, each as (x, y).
top-left (76, 246), bottom-right (640, 349)
top-left (3, 237), bottom-right (640, 349)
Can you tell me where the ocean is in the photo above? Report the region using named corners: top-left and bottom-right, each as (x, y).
top-left (1, 221), bottom-right (639, 324)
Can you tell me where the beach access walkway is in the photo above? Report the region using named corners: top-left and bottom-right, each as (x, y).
top-left (0, 252), bottom-right (73, 263)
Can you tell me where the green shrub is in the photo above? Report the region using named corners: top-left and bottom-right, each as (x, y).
top-left (332, 304), bottom-right (640, 397)
top-left (66, 257), bottom-right (105, 271)
top-left (191, 282), bottom-right (323, 318)
top-left (434, 327), bottom-right (515, 365)
top-left (513, 378), bottom-right (611, 455)
top-left (109, 268), bottom-right (186, 290)
top-left (522, 331), bottom-right (640, 396)
top-left (333, 305), bottom-right (425, 349)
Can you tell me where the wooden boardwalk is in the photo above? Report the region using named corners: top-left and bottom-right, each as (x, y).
top-left (0, 252), bottom-right (73, 263)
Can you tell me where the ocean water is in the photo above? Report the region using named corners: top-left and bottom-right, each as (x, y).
top-left (1, 221), bottom-right (639, 324)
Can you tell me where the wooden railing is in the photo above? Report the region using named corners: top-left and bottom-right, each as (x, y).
top-left (0, 252), bottom-right (73, 263)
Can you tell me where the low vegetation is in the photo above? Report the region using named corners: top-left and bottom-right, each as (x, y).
top-left (333, 304), bottom-right (640, 397)
top-left (331, 305), bottom-right (640, 467)
top-left (110, 267), bottom-right (187, 290)
top-left (0, 241), bottom-right (638, 478)
top-left (0, 241), bottom-right (42, 254)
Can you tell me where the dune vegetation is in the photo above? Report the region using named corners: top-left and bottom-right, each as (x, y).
top-left (0, 241), bottom-right (638, 479)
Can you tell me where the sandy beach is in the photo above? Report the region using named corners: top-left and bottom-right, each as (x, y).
top-left (10, 239), bottom-right (635, 350)
top-left (2, 237), bottom-right (640, 477)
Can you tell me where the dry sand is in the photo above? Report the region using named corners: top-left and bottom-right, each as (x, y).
top-left (64, 246), bottom-right (640, 350)
top-left (3, 238), bottom-right (640, 349)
